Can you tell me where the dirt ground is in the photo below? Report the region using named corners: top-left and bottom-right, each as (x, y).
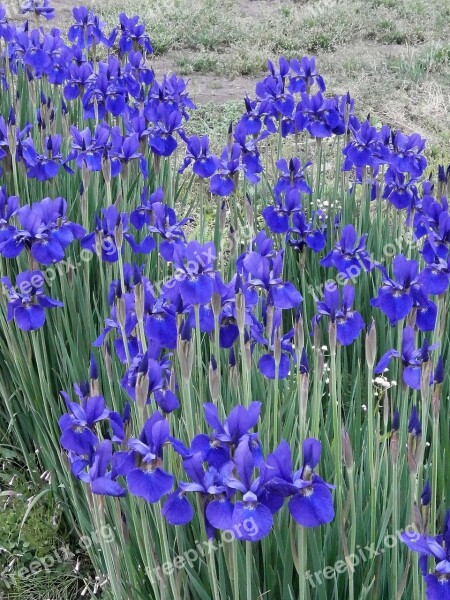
top-left (5, 0), bottom-right (450, 157)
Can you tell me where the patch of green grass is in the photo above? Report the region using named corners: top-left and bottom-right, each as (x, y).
top-left (185, 100), bottom-right (244, 148)
top-left (0, 447), bottom-right (87, 600)
top-left (387, 45), bottom-right (450, 83)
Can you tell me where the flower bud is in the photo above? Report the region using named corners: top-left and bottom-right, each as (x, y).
top-left (211, 292), bottom-right (222, 319)
top-left (177, 335), bottom-right (194, 381)
top-left (420, 360), bottom-right (433, 400)
top-left (294, 313), bottom-right (304, 362)
top-left (135, 282), bottom-right (144, 323)
top-left (136, 371), bottom-right (149, 409)
top-left (115, 219), bottom-right (124, 251)
top-left (313, 321), bottom-right (322, 351)
top-left (365, 319), bottom-right (377, 369)
top-left (273, 328), bottom-right (282, 366)
top-left (208, 356), bottom-right (220, 403)
top-left (390, 430), bottom-right (399, 466)
top-left (329, 322), bottom-right (337, 355)
top-left (341, 428), bottom-right (354, 471)
top-left (103, 342), bottom-right (112, 381)
top-left (235, 291), bottom-right (246, 331)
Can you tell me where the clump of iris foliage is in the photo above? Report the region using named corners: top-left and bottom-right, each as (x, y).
top-left (0, 2), bottom-right (449, 599)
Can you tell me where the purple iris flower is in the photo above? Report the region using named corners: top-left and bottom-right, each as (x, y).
top-left (70, 123), bottom-right (110, 171)
top-left (400, 510), bottom-right (450, 600)
top-left (0, 5), bottom-right (14, 42)
top-left (0, 196), bottom-right (85, 264)
top-left (68, 7), bottom-right (108, 49)
top-left (370, 255), bottom-right (434, 329)
top-left (82, 440), bottom-right (127, 497)
top-left (383, 167), bottom-right (419, 210)
top-left (238, 96), bottom-right (268, 136)
top-left (178, 132), bottom-right (216, 178)
top-left (109, 403), bottom-right (131, 444)
top-left (0, 188), bottom-right (19, 243)
top-left (126, 411), bottom-right (181, 503)
top-left (118, 13), bottom-right (153, 54)
top-left (287, 210), bottom-right (326, 253)
top-left (210, 143), bottom-right (242, 196)
top-left (262, 188), bottom-right (302, 234)
top-left (258, 325), bottom-right (296, 380)
top-left (273, 157), bottom-right (312, 196)
top-left (1, 270), bottom-right (63, 331)
top-left (242, 249), bottom-right (302, 310)
top-left (419, 248), bottom-right (450, 296)
top-left (207, 440), bottom-right (285, 541)
top-left (266, 439), bottom-right (334, 527)
top-left (321, 224), bottom-right (373, 278)
top-left (129, 186), bottom-right (164, 230)
top-left (342, 120), bottom-right (390, 172)
top-left (21, 0), bottom-right (55, 20)
top-left (162, 455), bottom-right (227, 531)
top-left (162, 241), bottom-right (217, 306)
top-left (59, 392), bottom-right (109, 455)
top-left (26, 135), bottom-right (73, 181)
top-left (146, 103), bottom-right (182, 157)
top-left (295, 92), bottom-right (340, 138)
top-left (313, 284), bottom-right (364, 346)
top-left (146, 201), bottom-right (190, 262)
top-left (421, 208), bottom-right (450, 262)
top-left (121, 350), bottom-right (179, 413)
top-left (288, 56), bottom-right (325, 94)
top-left (255, 59), bottom-right (295, 124)
top-left (202, 401), bottom-right (262, 449)
top-left (374, 326), bottom-right (437, 390)
top-left (81, 205), bottom-right (150, 262)
top-left (390, 130), bottom-right (427, 178)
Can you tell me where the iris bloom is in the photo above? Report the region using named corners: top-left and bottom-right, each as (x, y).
top-left (401, 510), bottom-right (450, 599)
top-left (266, 438), bottom-right (334, 527)
top-left (321, 224), bottom-right (373, 277)
top-left (374, 326), bottom-right (437, 390)
top-left (313, 284), bottom-right (364, 346)
top-left (1, 270), bottom-right (63, 331)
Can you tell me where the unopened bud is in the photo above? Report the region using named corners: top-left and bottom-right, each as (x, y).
top-left (103, 343), bottom-right (112, 380)
top-left (313, 321), bottom-right (322, 352)
top-left (390, 430), bottom-right (399, 466)
top-left (208, 356), bottom-right (220, 402)
top-left (365, 319), bottom-right (377, 369)
top-left (341, 428), bottom-right (354, 471)
top-left (235, 291), bottom-right (246, 330)
top-left (177, 336), bottom-right (194, 380)
top-left (421, 361), bottom-right (433, 400)
top-left (115, 219), bottom-right (124, 251)
top-left (136, 372), bottom-right (149, 408)
top-left (329, 322), bottom-right (337, 355)
top-left (135, 282), bottom-right (144, 323)
top-left (294, 314), bottom-right (304, 361)
top-left (407, 432), bottom-right (421, 475)
top-left (211, 292), bottom-right (222, 318)
top-left (115, 295), bottom-right (126, 330)
top-left (273, 328), bottom-right (282, 366)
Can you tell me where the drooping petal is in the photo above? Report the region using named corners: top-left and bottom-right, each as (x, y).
top-left (162, 490), bottom-right (194, 525)
top-left (288, 481), bottom-right (334, 527)
top-left (127, 467), bottom-right (174, 503)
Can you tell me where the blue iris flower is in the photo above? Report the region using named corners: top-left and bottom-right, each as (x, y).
top-left (1, 270), bottom-right (63, 331)
top-left (266, 438), bottom-right (335, 527)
